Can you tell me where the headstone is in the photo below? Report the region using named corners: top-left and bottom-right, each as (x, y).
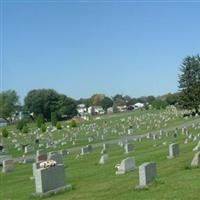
top-left (99, 154), bottom-right (109, 164)
top-left (48, 152), bottom-right (63, 164)
top-left (0, 154), bottom-right (12, 165)
top-left (191, 151), bottom-right (200, 167)
top-left (137, 162), bottom-right (157, 188)
top-left (102, 143), bottom-right (109, 150)
top-left (2, 159), bottom-right (14, 173)
top-left (124, 143), bottom-right (134, 153)
top-left (59, 149), bottom-right (69, 156)
top-left (80, 146), bottom-right (89, 155)
top-left (33, 162), bottom-right (42, 178)
top-left (115, 157), bottom-right (136, 175)
top-left (34, 164), bottom-right (70, 195)
top-left (86, 144), bottom-right (92, 152)
top-left (101, 149), bottom-right (107, 155)
top-left (167, 143), bottom-right (179, 159)
top-left (193, 141), bottom-right (200, 151)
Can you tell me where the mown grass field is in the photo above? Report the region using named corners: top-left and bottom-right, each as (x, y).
top-left (1, 109), bottom-right (200, 200)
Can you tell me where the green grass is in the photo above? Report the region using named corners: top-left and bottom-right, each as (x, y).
top-left (1, 109), bottom-right (200, 199)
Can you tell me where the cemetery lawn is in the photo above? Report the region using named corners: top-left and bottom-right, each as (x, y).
top-left (2, 133), bottom-right (200, 200)
top-left (1, 109), bottom-right (200, 200)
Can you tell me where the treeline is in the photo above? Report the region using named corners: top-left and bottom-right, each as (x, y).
top-left (0, 89), bottom-right (180, 123)
top-left (0, 54), bottom-right (200, 123)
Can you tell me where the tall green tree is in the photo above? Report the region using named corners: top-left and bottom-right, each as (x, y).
top-left (24, 89), bottom-right (59, 120)
top-left (178, 55), bottom-right (200, 113)
top-left (51, 112), bottom-right (58, 126)
top-left (57, 94), bottom-right (77, 119)
top-left (90, 94), bottom-right (105, 106)
top-left (24, 89), bottom-right (77, 120)
top-left (113, 94), bottom-right (126, 106)
top-left (100, 97), bottom-right (113, 110)
top-left (0, 90), bottom-right (19, 121)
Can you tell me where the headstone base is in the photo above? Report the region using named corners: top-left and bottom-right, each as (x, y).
top-left (32, 184), bottom-right (72, 197)
top-left (135, 185), bottom-right (149, 189)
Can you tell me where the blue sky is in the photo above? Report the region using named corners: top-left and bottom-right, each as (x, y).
top-left (1, 1), bottom-right (200, 101)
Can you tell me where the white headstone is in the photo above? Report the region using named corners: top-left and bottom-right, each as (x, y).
top-left (115, 157), bottom-right (136, 175)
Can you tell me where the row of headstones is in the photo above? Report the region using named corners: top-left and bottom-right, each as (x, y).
top-left (115, 157), bottom-right (157, 188)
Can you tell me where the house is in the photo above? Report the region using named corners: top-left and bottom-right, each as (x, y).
top-left (88, 106), bottom-right (105, 115)
top-left (134, 103), bottom-right (144, 109)
top-left (0, 118), bottom-right (7, 127)
top-left (117, 105), bottom-right (127, 112)
top-left (77, 104), bottom-right (87, 115)
top-left (107, 107), bottom-right (114, 114)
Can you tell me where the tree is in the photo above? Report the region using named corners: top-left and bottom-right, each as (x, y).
top-left (24, 89), bottom-right (77, 120)
top-left (90, 94), bottom-right (105, 106)
top-left (147, 96), bottom-right (156, 104)
top-left (24, 89), bottom-right (60, 120)
top-left (51, 112), bottom-right (57, 126)
top-left (100, 97), bottom-right (113, 110)
top-left (113, 94), bottom-right (126, 106)
top-left (178, 55), bottom-right (200, 113)
top-left (0, 90), bottom-right (19, 121)
top-left (152, 99), bottom-right (168, 110)
top-left (16, 119), bottom-right (27, 130)
top-left (165, 93), bottom-right (179, 106)
top-left (57, 95), bottom-right (77, 119)
top-left (76, 98), bottom-right (90, 108)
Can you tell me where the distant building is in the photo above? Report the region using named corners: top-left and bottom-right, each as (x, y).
top-left (77, 104), bottom-right (87, 114)
top-left (134, 103), bottom-right (144, 109)
top-left (88, 106), bottom-right (105, 115)
top-left (0, 118), bottom-right (7, 127)
top-left (117, 105), bottom-right (127, 112)
top-left (107, 107), bottom-right (114, 114)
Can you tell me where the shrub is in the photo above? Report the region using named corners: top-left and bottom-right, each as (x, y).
top-left (2, 128), bottom-right (9, 138)
top-left (51, 112), bottom-right (57, 126)
top-left (70, 120), bottom-right (77, 128)
top-left (37, 114), bottom-right (44, 128)
top-left (56, 122), bottom-right (62, 130)
top-left (22, 125), bottom-right (29, 134)
top-left (16, 119), bottom-right (27, 130)
top-left (41, 124), bottom-right (47, 132)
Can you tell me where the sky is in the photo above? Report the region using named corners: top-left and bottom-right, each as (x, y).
top-left (1, 0), bottom-right (200, 102)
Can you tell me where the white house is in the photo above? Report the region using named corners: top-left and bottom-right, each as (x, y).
top-left (77, 104), bottom-right (87, 115)
top-left (117, 105), bottom-right (127, 112)
top-left (134, 103), bottom-right (144, 109)
top-left (88, 106), bottom-right (105, 115)
top-left (0, 118), bottom-right (7, 127)
top-left (107, 107), bottom-right (114, 114)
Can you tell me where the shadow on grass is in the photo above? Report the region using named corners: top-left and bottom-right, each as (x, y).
top-left (30, 184), bottom-right (75, 200)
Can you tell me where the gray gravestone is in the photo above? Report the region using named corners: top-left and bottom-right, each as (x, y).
top-left (116, 157), bottom-right (136, 174)
top-left (2, 159), bottom-right (14, 173)
top-left (34, 164), bottom-right (69, 195)
top-left (124, 143), bottom-right (134, 153)
top-left (167, 143), bottom-right (179, 159)
top-left (138, 162), bottom-right (157, 187)
top-left (191, 151), bottom-right (200, 167)
top-left (99, 154), bottom-right (109, 164)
